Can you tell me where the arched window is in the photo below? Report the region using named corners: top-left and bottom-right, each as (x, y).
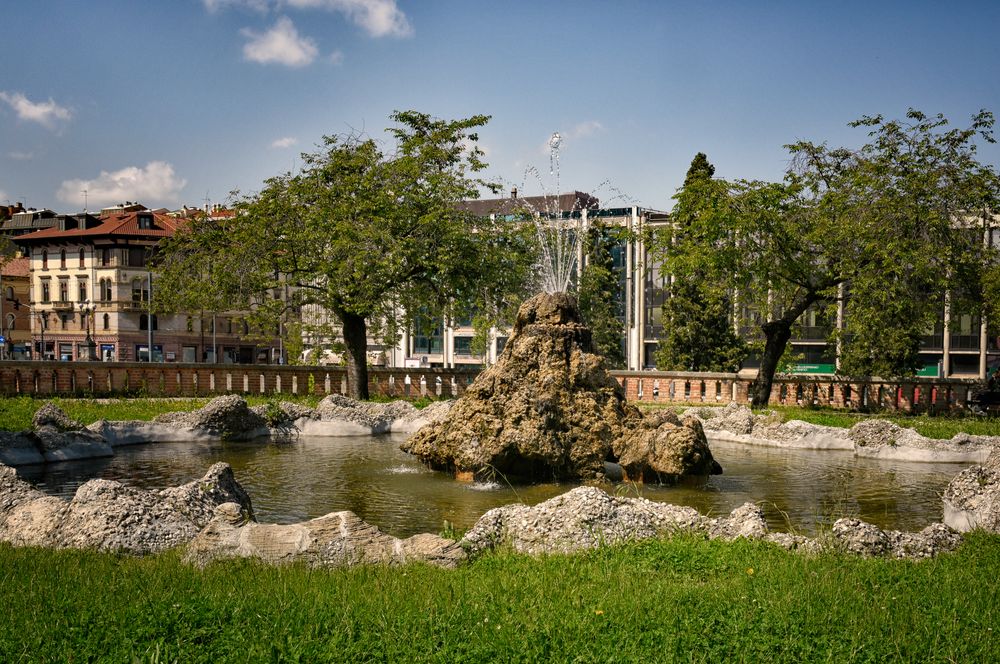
top-left (4, 286), bottom-right (12, 300)
top-left (78, 280), bottom-right (87, 302)
top-left (140, 313), bottom-right (148, 330)
top-left (59, 280), bottom-right (68, 302)
top-left (102, 313), bottom-right (109, 330)
top-left (41, 282), bottom-right (50, 303)
top-left (6, 313), bottom-right (14, 331)
top-left (41, 250), bottom-right (48, 270)
top-left (60, 249), bottom-right (66, 269)
top-left (78, 248), bottom-right (85, 268)
top-left (101, 279), bottom-right (113, 302)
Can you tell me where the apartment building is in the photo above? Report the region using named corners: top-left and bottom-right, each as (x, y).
top-left (12, 208), bottom-right (280, 363)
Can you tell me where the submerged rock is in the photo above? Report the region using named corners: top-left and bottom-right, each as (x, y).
top-left (185, 502), bottom-right (465, 569)
top-left (0, 462), bottom-right (253, 554)
top-left (614, 410), bottom-right (722, 483)
top-left (404, 292), bottom-right (718, 482)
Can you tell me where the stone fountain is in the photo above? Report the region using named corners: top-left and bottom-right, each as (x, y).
top-left (403, 291), bottom-right (721, 483)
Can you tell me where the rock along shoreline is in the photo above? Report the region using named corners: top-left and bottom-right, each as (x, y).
top-left (3, 397), bottom-right (1000, 567)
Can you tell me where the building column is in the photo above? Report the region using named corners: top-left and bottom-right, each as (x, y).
top-left (942, 292), bottom-right (951, 377)
top-left (634, 208), bottom-right (646, 369)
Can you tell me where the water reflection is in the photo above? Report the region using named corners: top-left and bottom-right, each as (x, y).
top-left (16, 436), bottom-right (961, 539)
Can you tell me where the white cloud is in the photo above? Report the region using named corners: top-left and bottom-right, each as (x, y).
top-left (0, 91), bottom-right (72, 129)
top-left (327, 50), bottom-right (345, 65)
top-left (8, 151), bottom-right (34, 161)
top-left (241, 16), bottom-right (318, 67)
top-left (286, 0), bottom-right (412, 37)
top-left (57, 161), bottom-right (187, 209)
top-left (270, 136), bottom-right (298, 148)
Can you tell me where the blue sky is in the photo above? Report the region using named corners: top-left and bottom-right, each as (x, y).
top-left (2, 0), bottom-right (999, 213)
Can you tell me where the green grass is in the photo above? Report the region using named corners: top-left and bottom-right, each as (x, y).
top-left (0, 395), bottom-right (324, 432)
top-left (1, 534), bottom-right (999, 662)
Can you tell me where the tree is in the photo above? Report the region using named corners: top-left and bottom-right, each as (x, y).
top-left (651, 110), bottom-right (999, 406)
top-left (577, 220), bottom-right (626, 368)
top-left (154, 111), bottom-right (537, 399)
top-left (654, 153), bottom-right (747, 372)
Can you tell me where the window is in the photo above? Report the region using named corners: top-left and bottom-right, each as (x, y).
top-left (60, 250), bottom-right (66, 269)
top-left (60, 314), bottom-right (68, 330)
top-left (186, 316), bottom-right (193, 332)
top-left (101, 248), bottom-right (111, 266)
top-left (132, 278), bottom-right (145, 302)
top-left (78, 248), bottom-right (85, 268)
top-left (78, 281), bottom-right (87, 302)
top-left (137, 213), bottom-right (153, 230)
top-left (127, 248), bottom-right (146, 267)
top-left (41, 282), bottom-right (50, 303)
top-left (4, 286), bottom-right (12, 300)
top-left (454, 336), bottom-right (474, 356)
top-left (6, 313), bottom-right (14, 331)
top-left (102, 313), bottom-right (109, 330)
top-left (139, 314), bottom-right (158, 331)
top-left (41, 250), bottom-right (48, 270)
top-left (59, 280), bottom-right (68, 302)
top-left (101, 279), bottom-right (113, 301)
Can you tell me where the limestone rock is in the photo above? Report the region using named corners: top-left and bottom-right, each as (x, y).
top-left (32, 402), bottom-right (82, 431)
top-left (829, 517), bottom-right (961, 558)
top-left (185, 502), bottom-right (465, 569)
top-left (315, 394), bottom-right (417, 431)
top-left (709, 502), bottom-right (769, 540)
top-left (614, 411), bottom-right (722, 483)
top-left (0, 462), bottom-right (253, 555)
top-left (154, 395), bottom-right (267, 440)
top-left (460, 486), bottom-right (710, 555)
top-left (849, 420), bottom-right (904, 448)
top-left (696, 402), bottom-right (757, 436)
top-left (403, 293), bottom-right (657, 481)
top-left (942, 450), bottom-right (1000, 532)
top-left (0, 431), bottom-right (44, 466)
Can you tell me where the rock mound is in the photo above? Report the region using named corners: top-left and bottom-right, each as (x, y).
top-left (154, 395), bottom-right (267, 439)
top-left (32, 402), bottom-right (83, 431)
top-left (459, 486), bottom-right (961, 559)
top-left (404, 292), bottom-right (719, 482)
top-left (613, 410), bottom-right (722, 482)
top-left (0, 462), bottom-right (253, 554)
top-left (314, 394), bottom-right (417, 431)
top-left (185, 502), bottom-right (465, 569)
top-left (943, 450), bottom-right (1000, 532)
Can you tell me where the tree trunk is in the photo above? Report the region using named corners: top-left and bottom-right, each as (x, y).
top-left (340, 310), bottom-right (369, 400)
top-left (751, 294), bottom-right (818, 408)
top-left (752, 320), bottom-right (794, 407)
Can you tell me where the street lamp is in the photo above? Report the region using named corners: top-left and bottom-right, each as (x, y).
top-left (80, 300), bottom-right (96, 361)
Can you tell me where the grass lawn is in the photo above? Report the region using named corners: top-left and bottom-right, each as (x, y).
top-left (1, 534), bottom-right (998, 662)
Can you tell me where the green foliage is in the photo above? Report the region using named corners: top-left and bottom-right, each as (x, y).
top-left (577, 221), bottom-right (626, 368)
top-left (153, 111), bottom-right (537, 399)
top-left (2, 535), bottom-right (1000, 661)
top-left (654, 153), bottom-right (748, 372)
top-left (650, 112), bottom-right (1000, 403)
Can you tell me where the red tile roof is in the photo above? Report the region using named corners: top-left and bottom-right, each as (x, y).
top-left (0, 256), bottom-right (29, 277)
top-left (12, 211), bottom-right (183, 243)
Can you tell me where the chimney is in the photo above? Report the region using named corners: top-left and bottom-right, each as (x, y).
top-left (511, 186), bottom-right (518, 199)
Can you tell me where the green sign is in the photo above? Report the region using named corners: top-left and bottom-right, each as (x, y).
top-left (916, 365), bottom-right (940, 378)
top-left (790, 363), bottom-right (837, 375)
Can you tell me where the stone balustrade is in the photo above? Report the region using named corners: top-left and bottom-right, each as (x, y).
top-left (0, 361), bottom-right (984, 413)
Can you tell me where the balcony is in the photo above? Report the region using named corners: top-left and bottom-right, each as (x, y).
top-left (51, 301), bottom-right (75, 311)
top-left (120, 301), bottom-right (148, 312)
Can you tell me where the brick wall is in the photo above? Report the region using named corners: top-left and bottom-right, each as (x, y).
top-left (0, 361), bottom-right (982, 413)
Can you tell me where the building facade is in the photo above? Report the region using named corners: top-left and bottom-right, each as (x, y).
top-left (13, 208), bottom-right (281, 363)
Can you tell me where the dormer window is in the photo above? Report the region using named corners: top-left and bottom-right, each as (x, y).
top-left (137, 213), bottom-right (153, 230)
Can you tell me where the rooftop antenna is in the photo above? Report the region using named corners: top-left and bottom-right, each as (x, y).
top-left (203, 191), bottom-right (211, 213)
top-left (81, 189), bottom-right (88, 213)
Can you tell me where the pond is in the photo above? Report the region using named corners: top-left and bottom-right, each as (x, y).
top-left (16, 435), bottom-right (963, 539)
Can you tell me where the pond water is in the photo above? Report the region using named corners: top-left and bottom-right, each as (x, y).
top-left (16, 435), bottom-right (964, 539)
